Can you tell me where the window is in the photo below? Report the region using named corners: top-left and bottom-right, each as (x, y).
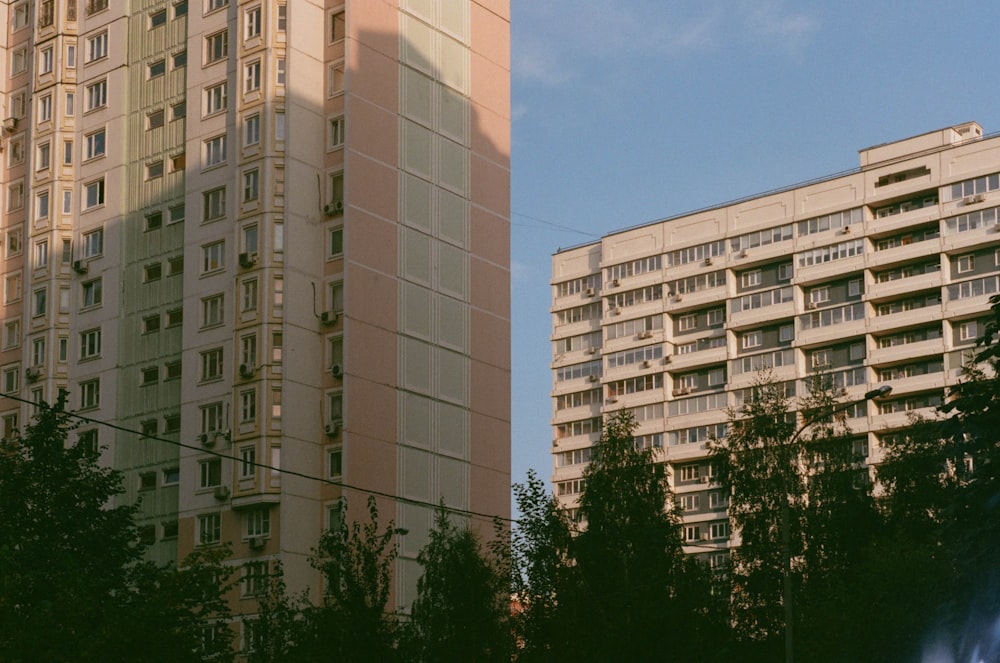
top-left (244, 60), bottom-right (261, 92)
top-left (3, 321), bottom-right (20, 350)
top-left (174, 0), bottom-right (188, 16)
top-left (202, 294), bottom-right (224, 327)
top-left (198, 513), bottom-right (221, 546)
top-left (12, 3), bottom-right (29, 29)
top-left (168, 256), bottom-right (184, 275)
top-left (147, 109), bottom-right (165, 129)
top-left (83, 178), bottom-right (105, 209)
top-left (329, 116), bottom-right (345, 149)
top-left (82, 229), bottom-right (104, 257)
top-left (141, 367), bottom-right (158, 386)
top-left (779, 324), bottom-right (794, 342)
top-left (172, 50), bottom-right (187, 69)
top-left (164, 414), bottom-right (181, 432)
top-left (203, 187), bottom-right (226, 221)
top-left (849, 343), bottom-right (865, 361)
top-left (37, 143), bottom-right (51, 171)
top-left (142, 315), bottom-right (160, 334)
top-left (243, 113), bottom-right (260, 146)
top-left (146, 161), bottom-right (164, 180)
top-left (200, 458), bottom-right (222, 488)
top-left (204, 135), bottom-right (227, 167)
top-left (80, 379), bottom-right (100, 409)
top-left (329, 227), bottom-right (343, 257)
top-left (244, 6), bottom-right (262, 39)
top-left (86, 32), bottom-right (108, 62)
top-left (208, 0), bottom-right (227, 10)
top-left (958, 321), bottom-right (978, 342)
top-left (8, 136), bottom-right (25, 166)
top-left (327, 391), bottom-right (343, 423)
top-left (31, 337), bottom-right (45, 367)
top-left (742, 331), bottom-right (762, 349)
top-left (678, 314), bottom-right (697, 331)
top-left (330, 10), bottom-right (345, 41)
top-left (329, 447), bottom-right (343, 478)
top-left (202, 241), bottom-right (224, 273)
top-left (40, 47), bottom-right (54, 74)
top-left (205, 30), bottom-right (228, 64)
top-left (708, 368), bottom-right (725, 386)
top-left (277, 4), bottom-right (286, 30)
top-left (62, 191), bottom-right (72, 214)
top-left (86, 0), bottom-right (108, 15)
top-left (328, 281), bottom-right (344, 312)
top-left (169, 204), bottom-right (185, 224)
top-left (241, 279), bottom-right (258, 312)
top-left (812, 349), bottom-right (831, 369)
top-left (327, 171), bottom-right (344, 206)
top-left (242, 561), bottom-right (268, 597)
top-left (741, 270), bottom-right (761, 288)
top-left (707, 308), bottom-right (724, 326)
top-left (36, 192), bottom-right (50, 220)
top-left (11, 48), bottom-right (28, 75)
top-left (6, 183), bottom-right (24, 211)
top-left (205, 82), bottom-right (227, 114)
top-left (239, 389), bottom-right (256, 422)
top-left (85, 79), bottom-right (107, 110)
top-left (145, 211), bottom-right (163, 231)
top-left (143, 262), bottom-right (162, 282)
top-left (170, 153), bottom-right (185, 172)
top-left (246, 508), bottom-right (270, 537)
top-left (67, 44), bottom-right (77, 68)
top-left (148, 59), bottom-right (166, 78)
top-left (240, 334), bottom-right (258, 367)
top-left (171, 101), bottom-right (186, 120)
top-left (200, 402), bottom-right (224, 434)
top-left (38, 95), bottom-right (52, 123)
top-left (778, 263), bottom-right (793, 281)
top-left (809, 287), bottom-right (829, 305)
top-left (149, 9), bottom-right (166, 27)
top-left (84, 129), bottom-right (106, 160)
top-left (239, 446), bottom-right (256, 478)
top-left (166, 309), bottom-right (183, 327)
top-left (3, 367), bottom-right (19, 394)
top-left (33, 288), bottom-right (47, 317)
top-left (848, 278), bottom-right (863, 297)
top-left (201, 348), bottom-right (223, 381)
top-left (80, 328), bottom-right (101, 359)
top-left (958, 254), bottom-right (975, 274)
top-left (63, 140), bottom-right (73, 165)
top-left (65, 92), bottom-right (75, 116)
top-left (328, 63), bottom-right (345, 96)
top-left (242, 169), bottom-right (259, 202)
top-left (81, 278), bottom-right (102, 307)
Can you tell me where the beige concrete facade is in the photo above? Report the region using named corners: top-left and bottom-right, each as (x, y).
top-left (1, 0), bottom-right (510, 645)
top-left (551, 122), bottom-right (997, 568)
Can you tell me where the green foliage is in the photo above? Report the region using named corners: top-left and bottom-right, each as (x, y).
top-left (301, 496), bottom-right (400, 662)
top-left (404, 507), bottom-right (513, 662)
top-left (0, 394), bottom-right (233, 662)
top-left (514, 411), bottom-right (726, 662)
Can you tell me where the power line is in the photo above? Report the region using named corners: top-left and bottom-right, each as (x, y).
top-left (1, 393), bottom-right (734, 553)
top-left (510, 211), bottom-right (602, 238)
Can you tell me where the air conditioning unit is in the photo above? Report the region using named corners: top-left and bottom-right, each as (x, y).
top-left (247, 536), bottom-right (265, 550)
top-left (610, 307), bottom-right (621, 316)
top-left (238, 252), bottom-right (257, 269)
top-left (663, 357), bottom-right (671, 365)
top-left (72, 259), bottom-right (88, 274)
top-left (239, 363), bottom-right (255, 379)
top-left (213, 485), bottom-right (230, 500)
top-left (198, 433), bottom-right (213, 447)
top-left (738, 249), bottom-right (748, 258)
top-left (638, 330), bottom-right (652, 339)
top-left (325, 421), bottom-right (341, 437)
top-left (588, 374), bottom-right (599, 382)
top-left (839, 226), bottom-right (852, 235)
top-left (642, 360), bottom-right (652, 368)
top-left (611, 279), bottom-right (620, 287)
top-left (320, 311), bottom-right (339, 326)
top-left (806, 302), bottom-right (817, 310)
top-left (964, 194), bottom-right (986, 205)
top-left (1, 117), bottom-right (16, 132)
top-left (608, 397), bottom-right (618, 404)
top-left (214, 430), bottom-right (231, 442)
top-left (331, 363), bottom-right (344, 378)
top-left (585, 287), bottom-right (595, 297)
top-left (700, 533), bottom-right (710, 541)
top-left (700, 476), bottom-right (710, 484)
top-left (24, 366), bottom-right (41, 382)
top-left (991, 224), bottom-right (1000, 233)
top-left (704, 257), bottom-right (713, 266)
top-left (324, 200), bottom-right (345, 216)
top-left (672, 388), bottom-right (689, 397)
top-left (674, 294), bottom-right (684, 302)
top-left (586, 346), bottom-right (598, 355)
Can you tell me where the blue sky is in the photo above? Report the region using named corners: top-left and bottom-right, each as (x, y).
top-left (507, 0), bottom-right (1000, 493)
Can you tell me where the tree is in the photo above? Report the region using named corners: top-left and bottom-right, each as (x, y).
top-left (404, 507), bottom-right (513, 662)
top-left (295, 496), bottom-right (401, 662)
top-left (0, 394), bottom-right (233, 661)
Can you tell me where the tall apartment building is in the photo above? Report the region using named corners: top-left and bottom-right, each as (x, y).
top-left (0, 0), bottom-right (510, 630)
top-left (551, 122), bottom-right (997, 568)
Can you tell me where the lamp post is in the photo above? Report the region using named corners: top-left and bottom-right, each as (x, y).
top-left (782, 385), bottom-right (891, 663)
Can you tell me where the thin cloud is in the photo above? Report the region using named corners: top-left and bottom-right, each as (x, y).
top-left (513, 0), bottom-right (818, 85)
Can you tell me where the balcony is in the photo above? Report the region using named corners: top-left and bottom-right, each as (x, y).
top-left (729, 299), bottom-right (795, 330)
top-left (867, 271), bottom-right (943, 300)
top-left (668, 345), bottom-right (727, 373)
top-left (868, 306), bottom-right (943, 335)
top-left (869, 338), bottom-right (944, 365)
top-left (867, 239), bottom-right (943, 269)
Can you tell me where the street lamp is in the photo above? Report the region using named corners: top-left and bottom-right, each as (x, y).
top-left (782, 384), bottom-right (891, 663)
